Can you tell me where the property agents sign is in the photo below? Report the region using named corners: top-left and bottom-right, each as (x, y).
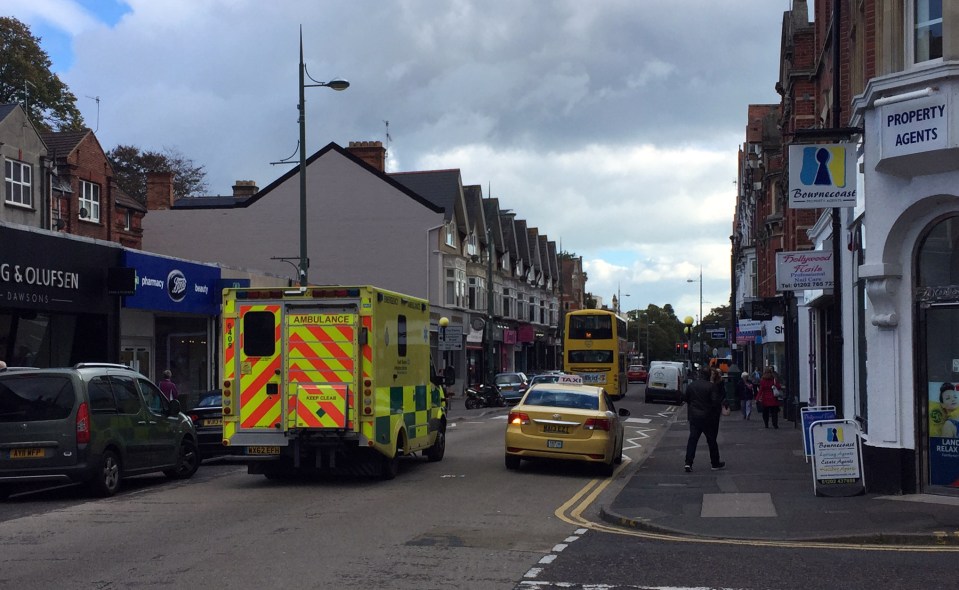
top-left (880, 94), bottom-right (948, 159)
top-left (776, 251), bottom-right (834, 291)
top-left (810, 419), bottom-right (865, 497)
top-left (788, 143), bottom-right (858, 208)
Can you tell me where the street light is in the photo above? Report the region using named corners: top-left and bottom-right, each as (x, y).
top-left (297, 29), bottom-right (349, 286)
top-left (687, 266), bottom-right (703, 368)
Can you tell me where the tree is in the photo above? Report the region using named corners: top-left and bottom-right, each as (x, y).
top-left (107, 145), bottom-right (208, 203)
top-left (0, 17), bottom-right (84, 131)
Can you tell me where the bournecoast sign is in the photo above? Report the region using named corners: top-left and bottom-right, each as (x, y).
top-left (788, 142), bottom-right (858, 209)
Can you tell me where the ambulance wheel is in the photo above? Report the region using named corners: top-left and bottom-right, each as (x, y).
top-left (380, 445), bottom-right (400, 480)
top-left (425, 429), bottom-right (446, 462)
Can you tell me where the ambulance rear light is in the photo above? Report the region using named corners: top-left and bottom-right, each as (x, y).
top-left (309, 288), bottom-right (360, 298)
top-left (235, 290), bottom-right (285, 299)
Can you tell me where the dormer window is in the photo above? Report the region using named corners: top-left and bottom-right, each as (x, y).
top-left (465, 232), bottom-right (478, 257)
top-left (445, 222), bottom-right (455, 247)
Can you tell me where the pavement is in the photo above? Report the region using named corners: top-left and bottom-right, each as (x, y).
top-left (601, 405), bottom-right (959, 545)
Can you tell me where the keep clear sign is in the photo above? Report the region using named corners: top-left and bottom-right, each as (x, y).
top-left (810, 419), bottom-right (865, 497)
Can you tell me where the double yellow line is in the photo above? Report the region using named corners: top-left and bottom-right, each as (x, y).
top-left (555, 471), bottom-right (959, 552)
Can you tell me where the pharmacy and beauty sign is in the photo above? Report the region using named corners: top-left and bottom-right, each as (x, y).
top-left (776, 250), bottom-right (834, 291)
top-left (788, 143), bottom-right (858, 208)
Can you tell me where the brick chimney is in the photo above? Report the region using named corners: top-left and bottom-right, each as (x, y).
top-left (232, 180), bottom-right (259, 197)
top-left (347, 141), bottom-right (386, 172)
top-left (146, 171), bottom-right (175, 210)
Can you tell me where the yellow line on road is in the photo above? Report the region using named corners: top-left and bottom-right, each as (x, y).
top-left (555, 472), bottom-right (959, 553)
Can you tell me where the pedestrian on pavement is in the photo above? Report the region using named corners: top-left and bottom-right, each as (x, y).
top-left (158, 369), bottom-right (179, 402)
top-left (738, 372), bottom-right (754, 420)
top-left (756, 366), bottom-right (783, 429)
top-left (684, 366), bottom-right (725, 472)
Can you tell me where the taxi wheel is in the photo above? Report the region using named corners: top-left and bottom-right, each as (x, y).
top-left (598, 457), bottom-right (615, 477)
top-left (505, 454), bottom-right (521, 470)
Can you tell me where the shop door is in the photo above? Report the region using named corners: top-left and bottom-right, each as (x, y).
top-left (919, 304), bottom-right (959, 494)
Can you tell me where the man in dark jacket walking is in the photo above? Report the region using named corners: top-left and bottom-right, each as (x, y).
top-left (684, 367), bottom-right (725, 472)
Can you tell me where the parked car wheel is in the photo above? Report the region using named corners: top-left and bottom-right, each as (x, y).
top-left (165, 438), bottom-right (200, 479)
top-left (505, 454), bottom-right (521, 470)
top-left (88, 449), bottom-right (121, 497)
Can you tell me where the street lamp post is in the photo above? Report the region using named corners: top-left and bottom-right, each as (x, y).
top-left (687, 266), bottom-right (703, 368)
top-left (297, 29), bottom-right (349, 286)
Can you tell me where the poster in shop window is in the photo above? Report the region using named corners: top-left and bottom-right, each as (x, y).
top-left (929, 381), bottom-right (959, 487)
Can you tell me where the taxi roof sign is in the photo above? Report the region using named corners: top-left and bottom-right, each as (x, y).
top-left (558, 375), bottom-right (584, 384)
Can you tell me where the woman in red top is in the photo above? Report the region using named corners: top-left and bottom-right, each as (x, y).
top-left (755, 366), bottom-right (783, 429)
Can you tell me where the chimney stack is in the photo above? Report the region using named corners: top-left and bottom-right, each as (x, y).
top-left (146, 171), bottom-right (175, 210)
top-left (232, 180), bottom-right (259, 197)
top-left (347, 141), bottom-right (387, 172)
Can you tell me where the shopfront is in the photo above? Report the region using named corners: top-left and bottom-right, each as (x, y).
top-left (0, 224), bottom-right (121, 366)
top-left (119, 251), bottom-right (220, 409)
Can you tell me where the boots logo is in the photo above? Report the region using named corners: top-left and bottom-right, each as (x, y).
top-left (167, 270), bottom-right (187, 302)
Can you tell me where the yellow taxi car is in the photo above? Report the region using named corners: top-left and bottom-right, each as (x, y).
top-left (504, 375), bottom-right (630, 475)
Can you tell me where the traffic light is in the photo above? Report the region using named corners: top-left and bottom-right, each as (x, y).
top-left (683, 342), bottom-right (689, 351)
top-left (675, 342), bottom-right (681, 353)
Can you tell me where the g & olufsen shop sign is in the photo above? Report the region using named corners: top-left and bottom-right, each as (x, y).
top-left (0, 224), bottom-right (120, 314)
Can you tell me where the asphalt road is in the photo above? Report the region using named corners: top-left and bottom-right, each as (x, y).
top-left (5, 382), bottom-right (943, 589)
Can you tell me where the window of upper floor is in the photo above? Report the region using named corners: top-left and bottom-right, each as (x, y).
top-left (80, 180), bottom-right (101, 223)
top-left (445, 222), bottom-right (456, 247)
top-left (124, 210), bottom-right (132, 231)
top-left (4, 159), bottom-right (32, 208)
top-left (909, 0), bottom-right (943, 65)
top-left (501, 253), bottom-right (510, 272)
top-left (465, 232), bottom-right (478, 258)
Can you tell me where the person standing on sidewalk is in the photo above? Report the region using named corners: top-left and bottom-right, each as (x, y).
top-left (158, 370), bottom-right (179, 402)
top-left (756, 366), bottom-right (783, 429)
top-left (738, 372), bottom-right (754, 420)
top-left (684, 367), bottom-right (725, 472)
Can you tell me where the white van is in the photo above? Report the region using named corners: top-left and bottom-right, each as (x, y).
top-left (644, 361), bottom-right (686, 405)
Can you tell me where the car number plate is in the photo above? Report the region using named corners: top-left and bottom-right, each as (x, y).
top-left (204, 418), bottom-right (223, 427)
top-left (542, 424), bottom-right (569, 434)
top-left (246, 446), bottom-right (280, 455)
top-left (10, 448), bottom-right (44, 459)
top-left (652, 382), bottom-right (666, 388)
top-left (547, 440), bottom-right (563, 449)
top-left (582, 373), bottom-right (606, 384)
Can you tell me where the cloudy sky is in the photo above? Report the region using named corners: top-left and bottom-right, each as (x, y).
top-left (10, 0), bottom-right (800, 322)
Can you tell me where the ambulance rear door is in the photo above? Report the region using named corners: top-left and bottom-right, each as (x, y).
top-left (285, 305), bottom-right (360, 432)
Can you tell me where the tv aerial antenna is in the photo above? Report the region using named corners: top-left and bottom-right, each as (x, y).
top-left (85, 96), bottom-right (100, 132)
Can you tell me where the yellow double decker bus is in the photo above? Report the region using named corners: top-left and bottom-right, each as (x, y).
top-left (563, 309), bottom-right (628, 398)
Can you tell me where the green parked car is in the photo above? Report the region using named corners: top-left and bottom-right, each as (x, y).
top-left (0, 363), bottom-right (199, 499)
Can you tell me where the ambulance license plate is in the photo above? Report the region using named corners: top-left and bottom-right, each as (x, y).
top-left (547, 440), bottom-right (563, 449)
top-left (246, 446), bottom-right (280, 455)
top-left (10, 448), bottom-right (44, 459)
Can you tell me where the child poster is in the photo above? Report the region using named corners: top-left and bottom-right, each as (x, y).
top-left (928, 381), bottom-right (959, 487)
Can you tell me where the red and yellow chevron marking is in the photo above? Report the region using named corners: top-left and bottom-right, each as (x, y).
top-left (284, 315), bottom-right (358, 430)
top-left (238, 304), bottom-right (283, 430)
top-left (359, 315), bottom-right (374, 441)
top-left (291, 384), bottom-right (348, 428)
top-left (222, 317), bottom-right (237, 441)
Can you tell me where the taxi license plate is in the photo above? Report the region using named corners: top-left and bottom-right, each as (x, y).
top-left (547, 440), bottom-right (563, 449)
top-left (543, 424), bottom-right (569, 434)
top-left (246, 446), bottom-right (280, 455)
top-left (10, 448), bottom-right (44, 459)
top-left (204, 418), bottom-right (223, 427)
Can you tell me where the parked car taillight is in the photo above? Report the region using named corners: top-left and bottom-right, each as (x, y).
top-left (76, 402), bottom-right (91, 444)
top-left (583, 418), bottom-right (611, 431)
